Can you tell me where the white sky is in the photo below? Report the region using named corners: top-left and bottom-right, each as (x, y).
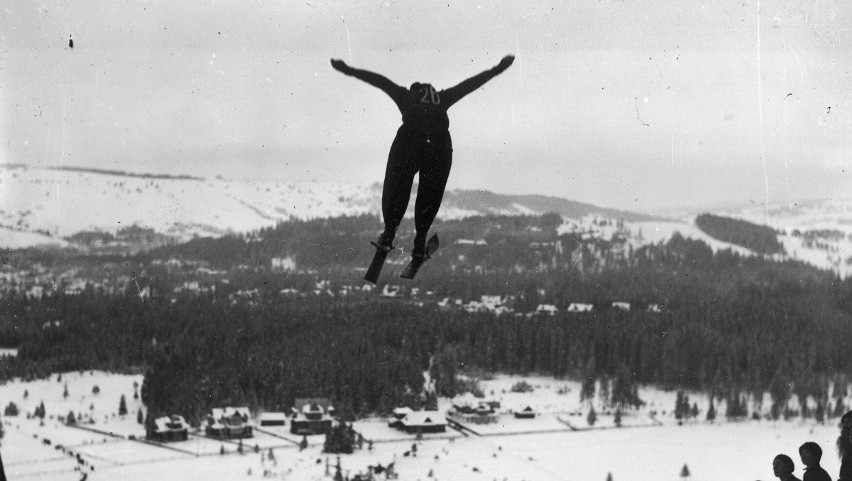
top-left (1, 0), bottom-right (850, 212)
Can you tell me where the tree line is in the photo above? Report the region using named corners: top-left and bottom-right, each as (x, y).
top-left (0, 213), bottom-right (850, 425)
top-left (695, 213), bottom-right (784, 255)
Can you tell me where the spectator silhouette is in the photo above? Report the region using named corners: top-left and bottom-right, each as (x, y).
top-left (773, 454), bottom-right (801, 481)
top-left (799, 442), bottom-right (831, 481)
top-left (838, 411), bottom-right (852, 481)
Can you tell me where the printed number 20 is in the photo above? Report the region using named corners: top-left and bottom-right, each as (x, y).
top-left (419, 86), bottom-right (440, 105)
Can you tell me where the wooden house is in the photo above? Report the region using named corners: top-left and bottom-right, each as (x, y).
top-left (514, 406), bottom-right (536, 419)
top-left (205, 406), bottom-right (253, 439)
top-left (148, 414), bottom-right (190, 442)
top-left (290, 398), bottom-right (334, 435)
top-left (388, 407), bottom-right (413, 428)
top-left (398, 410), bottom-right (447, 434)
top-left (258, 412), bottom-right (287, 427)
top-left (567, 303), bottom-right (594, 312)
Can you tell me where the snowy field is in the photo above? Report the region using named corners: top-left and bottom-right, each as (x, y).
top-left (0, 371), bottom-right (846, 481)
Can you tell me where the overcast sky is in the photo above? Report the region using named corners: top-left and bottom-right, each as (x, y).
top-left (2, 0), bottom-right (850, 213)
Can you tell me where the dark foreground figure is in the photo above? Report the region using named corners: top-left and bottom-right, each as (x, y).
top-left (331, 55), bottom-right (514, 281)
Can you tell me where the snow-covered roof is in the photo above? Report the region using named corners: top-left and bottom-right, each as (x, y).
top-left (392, 407), bottom-right (413, 417)
top-left (567, 303), bottom-right (594, 312)
top-left (259, 412), bottom-right (287, 422)
top-left (154, 415), bottom-right (189, 432)
top-left (211, 406), bottom-right (250, 419)
top-left (401, 410), bottom-right (447, 427)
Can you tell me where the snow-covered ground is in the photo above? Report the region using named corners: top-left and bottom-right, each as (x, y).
top-left (0, 166), bottom-right (381, 241)
top-left (1, 371), bottom-right (846, 481)
top-left (724, 199), bottom-right (852, 278)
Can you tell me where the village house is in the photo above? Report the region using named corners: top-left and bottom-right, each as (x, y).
top-left (612, 302), bottom-right (631, 311)
top-left (535, 304), bottom-right (559, 315)
top-left (513, 406), bottom-right (537, 419)
top-left (646, 303), bottom-right (663, 313)
top-left (26, 285), bottom-right (45, 300)
top-left (567, 303), bottom-right (594, 313)
top-left (397, 410), bottom-right (447, 434)
top-left (147, 414), bottom-right (190, 442)
top-left (290, 398), bottom-right (335, 435)
top-left (381, 285), bottom-right (403, 297)
top-left (270, 256), bottom-right (296, 271)
top-left (453, 239), bottom-right (488, 246)
top-left (205, 407), bottom-right (253, 439)
top-left (258, 412), bottom-right (287, 427)
top-left (387, 407), bottom-right (413, 428)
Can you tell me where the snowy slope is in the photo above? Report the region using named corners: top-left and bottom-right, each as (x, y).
top-left (720, 200), bottom-right (852, 278)
top-left (0, 165), bottom-right (655, 246)
top-left (2, 165), bottom-right (849, 277)
top-left (0, 165), bottom-right (381, 241)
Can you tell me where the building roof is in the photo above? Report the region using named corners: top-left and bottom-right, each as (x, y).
top-left (154, 415), bottom-right (189, 432)
top-left (259, 412), bottom-right (287, 422)
top-left (401, 411), bottom-right (447, 427)
top-left (211, 407), bottom-right (251, 420)
top-left (294, 398), bottom-right (331, 411)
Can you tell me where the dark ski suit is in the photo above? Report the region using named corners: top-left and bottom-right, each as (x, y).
top-left (332, 58), bottom-right (512, 257)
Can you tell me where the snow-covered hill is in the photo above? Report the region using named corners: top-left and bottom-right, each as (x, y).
top-left (2, 164), bottom-right (849, 277)
top-left (0, 164), bottom-right (656, 246)
top-left (719, 200), bottom-right (852, 278)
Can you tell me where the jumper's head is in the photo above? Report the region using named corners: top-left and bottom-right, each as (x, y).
top-left (410, 82), bottom-right (435, 92)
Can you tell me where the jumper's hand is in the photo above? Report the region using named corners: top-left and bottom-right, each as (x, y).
top-left (497, 55), bottom-right (515, 71)
top-left (330, 58), bottom-right (350, 74)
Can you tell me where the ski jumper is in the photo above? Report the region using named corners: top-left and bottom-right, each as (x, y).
top-left (337, 62), bottom-right (510, 256)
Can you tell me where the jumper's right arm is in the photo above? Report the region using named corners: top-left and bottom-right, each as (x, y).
top-left (330, 59), bottom-right (404, 102)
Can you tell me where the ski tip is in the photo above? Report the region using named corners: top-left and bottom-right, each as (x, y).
top-left (427, 233), bottom-right (439, 252)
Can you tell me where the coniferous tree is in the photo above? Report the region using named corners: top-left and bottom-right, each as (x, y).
top-left (815, 400), bottom-right (826, 424)
top-left (4, 402), bottom-right (18, 417)
top-left (587, 406), bottom-right (597, 427)
top-left (137, 408), bottom-right (144, 424)
top-left (324, 421), bottom-right (355, 454)
top-left (66, 410), bottom-right (76, 425)
top-left (680, 463), bottom-right (691, 479)
top-left (675, 392), bottom-right (685, 420)
top-left (581, 375), bottom-right (597, 407)
top-left (835, 398), bottom-right (847, 419)
top-left (119, 395), bottom-right (128, 416)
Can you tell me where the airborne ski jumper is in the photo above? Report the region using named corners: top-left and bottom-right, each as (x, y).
top-left (331, 55), bottom-right (515, 281)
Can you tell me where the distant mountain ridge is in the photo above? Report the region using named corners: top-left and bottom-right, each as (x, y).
top-left (445, 190), bottom-right (659, 223)
top-left (0, 164), bottom-right (660, 244)
top-left (1, 164), bottom-right (849, 278)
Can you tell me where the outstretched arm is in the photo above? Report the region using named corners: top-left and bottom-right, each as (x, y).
top-left (440, 55), bottom-right (514, 108)
top-left (330, 59), bottom-right (405, 103)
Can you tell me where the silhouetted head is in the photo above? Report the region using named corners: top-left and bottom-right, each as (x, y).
top-left (410, 82), bottom-right (435, 92)
top-left (839, 411), bottom-right (852, 459)
top-left (799, 442), bottom-right (822, 467)
top-left (773, 454), bottom-right (795, 478)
